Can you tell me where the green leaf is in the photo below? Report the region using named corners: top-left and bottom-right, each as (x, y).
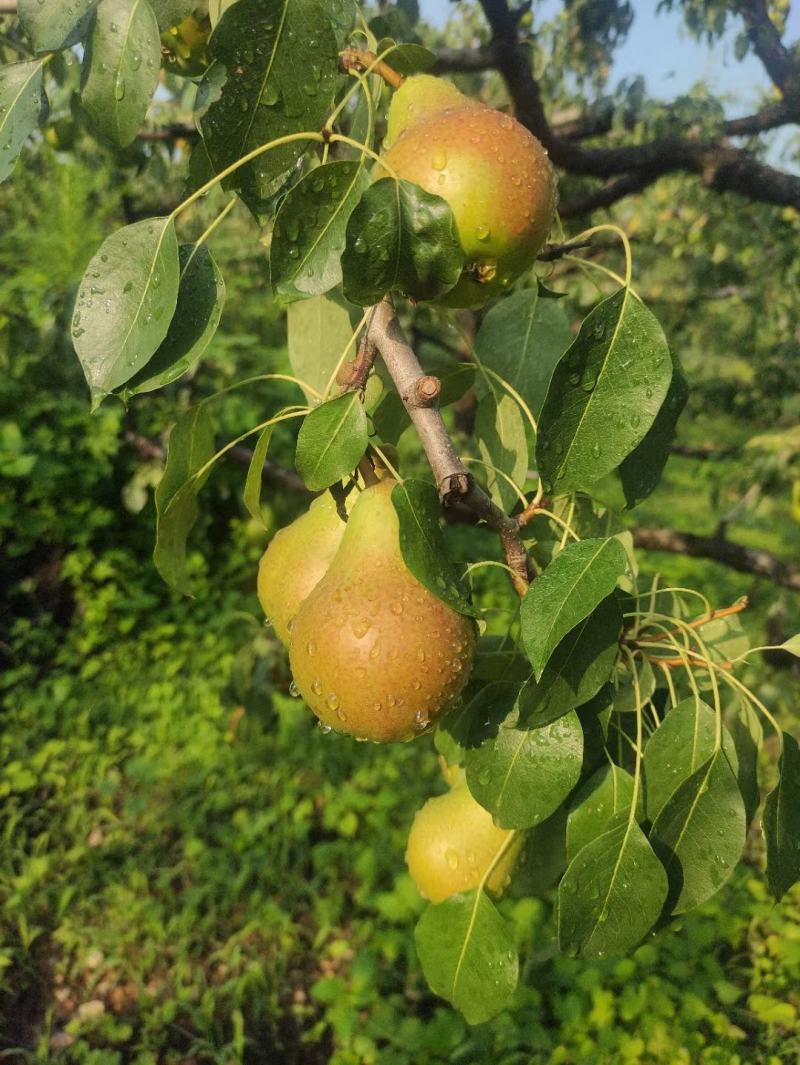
top-left (287, 291), bottom-right (359, 404)
top-left (341, 179), bottom-right (464, 305)
top-left (0, 59), bottom-right (48, 185)
top-left (474, 394), bottom-right (528, 513)
top-left (558, 820), bottom-right (668, 959)
top-left (472, 637), bottom-right (530, 684)
top-left (72, 218), bottom-right (180, 401)
top-left (199, 0), bottom-right (338, 215)
top-left (725, 700), bottom-right (762, 824)
top-left (779, 634), bottom-right (800, 656)
top-left (619, 355), bottom-right (688, 508)
top-left (643, 698), bottom-right (739, 821)
top-left (207, 0), bottom-right (237, 27)
top-left (154, 405), bottom-right (216, 592)
top-left (149, 0), bottom-right (197, 29)
top-left (651, 750), bottom-right (746, 914)
top-left (473, 288), bottom-right (571, 420)
top-left (566, 763), bottom-right (638, 861)
top-left (271, 161), bottom-right (370, 301)
top-left (434, 683), bottom-right (517, 768)
top-left (611, 658), bottom-right (655, 712)
top-left (391, 479), bottom-right (476, 617)
top-left (517, 595), bottom-right (622, 729)
top-left (537, 290), bottom-right (672, 496)
top-left (415, 892), bottom-right (518, 1024)
top-left (763, 732), bottom-right (800, 901)
top-left (125, 244), bottom-right (226, 395)
top-left (466, 708), bottom-right (583, 829)
top-left (384, 43), bottom-right (436, 74)
top-left (81, 0), bottom-right (162, 148)
top-left (243, 426), bottom-right (273, 525)
top-left (18, 0), bottom-right (97, 51)
top-left (295, 392), bottom-right (367, 491)
top-left (521, 537), bottom-right (628, 679)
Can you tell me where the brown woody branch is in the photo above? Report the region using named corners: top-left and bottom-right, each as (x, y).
top-left (366, 297), bottom-right (531, 596)
top-left (471, 0), bottom-right (800, 214)
top-left (632, 526), bottom-right (800, 592)
top-left (734, 0), bottom-right (799, 96)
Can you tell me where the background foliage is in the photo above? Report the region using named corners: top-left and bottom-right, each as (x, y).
top-left (2, 0), bottom-right (800, 1060)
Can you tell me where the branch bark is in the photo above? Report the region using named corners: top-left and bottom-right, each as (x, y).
top-left (366, 297), bottom-right (531, 596)
top-left (632, 526), bottom-right (800, 592)
top-left (470, 0), bottom-right (800, 214)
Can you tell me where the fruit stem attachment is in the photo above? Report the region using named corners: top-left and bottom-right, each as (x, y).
top-left (366, 297), bottom-right (531, 597)
top-left (339, 48), bottom-right (406, 90)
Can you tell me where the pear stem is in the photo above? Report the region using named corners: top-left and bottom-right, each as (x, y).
top-left (366, 297), bottom-right (532, 597)
top-left (339, 48), bottom-right (406, 90)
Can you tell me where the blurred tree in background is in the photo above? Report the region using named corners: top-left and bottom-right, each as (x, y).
top-left (1, 0), bottom-right (799, 1061)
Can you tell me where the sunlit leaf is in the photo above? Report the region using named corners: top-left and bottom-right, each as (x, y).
top-left (415, 892), bottom-right (518, 1024)
top-left (243, 426), bottom-right (273, 525)
top-left (391, 480), bottom-right (476, 616)
top-left (473, 287), bottom-right (571, 420)
top-left (18, 0), bottom-right (97, 51)
top-left (341, 179), bottom-right (464, 305)
top-left (154, 404), bottom-right (215, 593)
top-left (271, 161), bottom-right (369, 301)
top-left (199, 0), bottom-right (338, 215)
top-left (537, 290), bottom-right (672, 496)
top-left (558, 819), bottom-right (668, 958)
top-left (651, 750), bottom-right (746, 913)
top-left (763, 732), bottom-right (800, 901)
top-left (521, 537), bottom-right (627, 678)
top-left (0, 58), bottom-right (48, 185)
top-left (72, 217), bottom-right (180, 402)
top-left (295, 392), bottom-right (367, 490)
top-left (466, 707), bottom-right (583, 829)
top-left (81, 0), bottom-right (162, 148)
top-left (125, 244), bottom-right (225, 395)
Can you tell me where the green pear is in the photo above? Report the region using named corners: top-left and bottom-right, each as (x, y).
top-left (378, 75), bottom-right (557, 308)
top-left (288, 479), bottom-right (476, 743)
top-left (257, 492), bottom-right (347, 647)
top-left (405, 781), bottom-right (522, 902)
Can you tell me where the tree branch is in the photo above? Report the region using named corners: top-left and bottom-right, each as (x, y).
top-left (366, 297), bottom-right (531, 596)
top-left (471, 0), bottom-right (800, 214)
top-left (632, 526), bottom-right (800, 592)
top-left (734, 0), bottom-right (799, 96)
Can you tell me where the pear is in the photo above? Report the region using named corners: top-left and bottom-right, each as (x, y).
top-left (379, 75), bottom-right (557, 308)
top-left (384, 73), bottom-right (477, 150)
top-left (257, 492), bottom-right (347, 647)
top-left (405, 781), bottom-right (523, 902)
top-left (288, 479), bottom-right (476, 742)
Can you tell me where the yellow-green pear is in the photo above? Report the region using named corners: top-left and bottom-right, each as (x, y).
top-left (406, 782), bottom-right (522, 902)
top-left (288, 479), bottom-right (476, 742)
top-left (384, 73), bottom-right (477, 149)
top-left (378, 75), bottom-right (557, 308)
top-left (257, 492), bottom-right (347, 647)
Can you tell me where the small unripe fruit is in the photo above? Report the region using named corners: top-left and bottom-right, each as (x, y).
top-left (406, 782), bottom-right (522, 902)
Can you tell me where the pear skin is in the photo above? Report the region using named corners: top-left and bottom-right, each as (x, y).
top-left (384, 74), bottom-right (478, 149)
top-left (380, 97), bottom-right (557, 307)
top-left (288, 480), bottom-right (476, 742)
top-left (257, 492), bottom-right (347, 647)
top-left (406, 782), bottom-right (522, 902)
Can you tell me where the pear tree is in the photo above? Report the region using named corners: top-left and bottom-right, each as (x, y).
top-left (2, 0), bottom-right (799, 1026)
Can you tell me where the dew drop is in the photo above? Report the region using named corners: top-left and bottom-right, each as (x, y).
top-left (445, 848), bottom-right (459, 869)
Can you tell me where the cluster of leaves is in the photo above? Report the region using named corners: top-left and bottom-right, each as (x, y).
top-left (3, 0), bottom-right (800, 1031)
